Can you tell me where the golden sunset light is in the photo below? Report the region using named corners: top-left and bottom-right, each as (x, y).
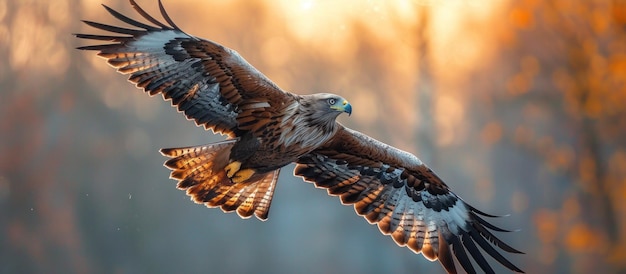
top-left (2, 0), bottom-right (625, 273)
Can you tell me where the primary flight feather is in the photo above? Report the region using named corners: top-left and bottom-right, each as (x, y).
top-left (76, 1), bottom-right (523, 273)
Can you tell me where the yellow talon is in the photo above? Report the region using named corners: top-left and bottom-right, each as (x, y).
top-left (225, 161), bottom-right (241, 178)
top-left (225, 161), bottom-right (255, 183)
top-left (231, 168), bottom-right (255, 184)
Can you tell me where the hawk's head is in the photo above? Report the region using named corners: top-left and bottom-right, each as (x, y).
top-left (298, 93), bottom-right (351, 133)
top-left (311, 93), bottom-right (352, 116)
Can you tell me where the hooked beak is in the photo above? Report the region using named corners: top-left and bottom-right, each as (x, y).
top-left (331, 100), bottom-right (352, 116)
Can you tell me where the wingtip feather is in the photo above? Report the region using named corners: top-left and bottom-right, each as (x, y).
top-left (158, 0), bottom-right (181, 30)
top-left (159, 147), bottom-right (173, 156)
top-left (102, 3), bottom-right (159, 31)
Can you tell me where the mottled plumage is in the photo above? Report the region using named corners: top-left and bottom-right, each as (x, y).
top-left (76, 1), bottom-right (523, 273)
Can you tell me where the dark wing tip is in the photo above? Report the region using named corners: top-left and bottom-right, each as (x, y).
top-left (473, 213), bottom-right (515, 232)
top-left (159, 147), bottom-right (177, 157)
top-left (158, 0), bottom-right (181, 30)
top-left (471, 212), bottom-right (525, 254)
top-left (78, 0), bottom-right (180, 42)
top-left (80, 20), bottom-right (143, 36)
top-left (468, 203), bottom-right (511, 218)
top-left (101, 3), bottom-right (160, 31)
top-left (129, 0), bottom-right (172, 29)
top-left (468, 228), bottom-right (525, 273)
top-left (75, 44), bottom-right (119, 51)
top-left (450, 207), bottom-right (524, 273)
top-left (74, 33), bottom-right (131, 41)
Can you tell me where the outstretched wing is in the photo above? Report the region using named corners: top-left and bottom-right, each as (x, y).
top-left (295, 125), bottom-right (524, 274)
top-left (76, 0), bottom-right (295, 138)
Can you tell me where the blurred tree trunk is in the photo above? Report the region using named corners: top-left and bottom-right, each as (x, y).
top-left (552, 0), bottom-right (620, 251)
top-left (502, 0), bottom-right (626, 271)
top-left (414, 5), bottom-right (437, 167)
top-left (572, 59), bottom-right (618, 245)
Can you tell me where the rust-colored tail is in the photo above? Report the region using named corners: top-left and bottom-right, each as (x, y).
top-left (160, 140), bottom-right (279, 220)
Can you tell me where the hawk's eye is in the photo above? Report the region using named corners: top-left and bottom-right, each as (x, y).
top-left (327, 98), bottom-right (336, 105)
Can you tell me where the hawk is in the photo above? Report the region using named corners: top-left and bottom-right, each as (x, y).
top-left (76, 1), bottom-right (523, 273)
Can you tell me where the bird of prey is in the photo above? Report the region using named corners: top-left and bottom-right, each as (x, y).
top-left (76, 1), bottom-right (523, 273)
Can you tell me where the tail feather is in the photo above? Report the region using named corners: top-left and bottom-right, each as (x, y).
top-left (233, 170), bottom-right (279, 219)
top-left (160, 140), bottom-right (279, 220)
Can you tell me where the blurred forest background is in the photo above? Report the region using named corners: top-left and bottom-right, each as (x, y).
top-left (1, 0), bottom-right (625, 273)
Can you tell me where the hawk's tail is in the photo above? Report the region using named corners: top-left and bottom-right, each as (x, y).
top-left (160, 140), bottom-right (279, 220)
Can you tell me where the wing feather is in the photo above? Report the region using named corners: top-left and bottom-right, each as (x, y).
top-left (76, 0), bottom-right (294, 138)
top-left (129, 0), bottom-right (171, 29)
top-left (101, 4), bottom-right (159, 31)
top-left (294, 124), bottom-right (523, 273)
top-left (80, 20), bottom-right (143, 36)
top-left (74, 33), bottom-right (133, 42)
top-left (158, 0), bottom-right (181, 30)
